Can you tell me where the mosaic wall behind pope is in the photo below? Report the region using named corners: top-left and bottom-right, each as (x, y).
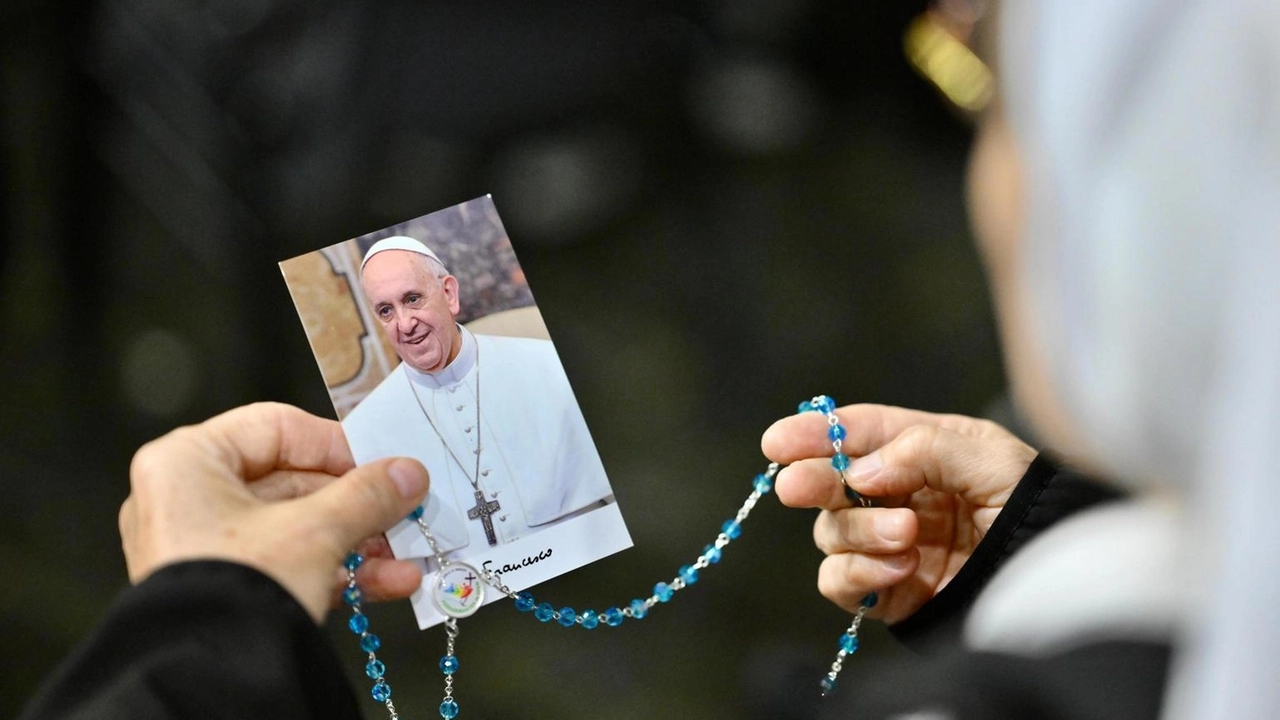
top-left (280, 196), bottom-right (544, 419)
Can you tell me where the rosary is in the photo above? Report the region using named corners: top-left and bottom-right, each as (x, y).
top-left (340, 395), bottom-right (879, 719)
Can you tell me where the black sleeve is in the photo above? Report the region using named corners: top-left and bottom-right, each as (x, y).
top-left (890, 453), bottom-right (1125, 650)
top-left (817, 640), bottom-right (1170, 720)
top-left (18, 561), bottom-right (360, 720)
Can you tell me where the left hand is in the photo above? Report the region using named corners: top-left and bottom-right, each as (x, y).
top-left (761, 403), bottom-right (1035, 623)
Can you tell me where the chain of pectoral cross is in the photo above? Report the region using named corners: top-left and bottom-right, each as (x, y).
top-left (406, 342), bottom-right (502, 547)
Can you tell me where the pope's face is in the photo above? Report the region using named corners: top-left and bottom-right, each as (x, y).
top-left (361, 250), bottom-right (462, 374)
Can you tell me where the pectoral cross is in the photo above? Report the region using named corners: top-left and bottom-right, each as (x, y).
top-left (467, 488), bottom-right (501, 546)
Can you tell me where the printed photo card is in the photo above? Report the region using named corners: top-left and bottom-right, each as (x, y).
top-left (280, 195), bottom-right (631, 629)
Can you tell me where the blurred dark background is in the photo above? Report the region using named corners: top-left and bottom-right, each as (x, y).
top-left (1, 0), bottom-right (1006, 717)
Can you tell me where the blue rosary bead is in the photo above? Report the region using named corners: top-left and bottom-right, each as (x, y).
top-left (629, 598), bottom-right (648, 619)
top-left (840, 632), bottom-right (859, 654)
top-left (722, 519), bottom-right (742, 539)
top-left (654, 582), bottom-right (674, 602)
top-left (556, 608), bottom-right (577, 627)
top-left (679, 565), bottom-right (699, 585)
top-left (348, 613), bottom-right (370, 634)
top-left (346, 394), bottom-right (863, 714)
top-left (534, 602), bottom-right (555, 622)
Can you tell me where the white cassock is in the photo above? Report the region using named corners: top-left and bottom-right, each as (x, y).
top-left (342, 326), bottom-right (613, 559)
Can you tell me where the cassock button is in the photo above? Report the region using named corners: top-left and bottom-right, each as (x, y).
top-left (455, 405), bottom-right (464, 411)
top-left (481, 470), bottom-right (490, 476)
top-left (465, 426), bottom-right (473, 433)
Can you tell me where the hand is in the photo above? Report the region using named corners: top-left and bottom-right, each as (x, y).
top-left (119, 402), bottom-right (430, 622)
top-left (248, 468), bottom-right (424, 607)
top-left (761, 403), bottom-right (1035, 623)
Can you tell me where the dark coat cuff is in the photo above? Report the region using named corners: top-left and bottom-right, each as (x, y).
top-left (889, 453), bottom-right (1124, 651)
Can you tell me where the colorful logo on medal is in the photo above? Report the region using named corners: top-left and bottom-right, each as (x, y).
top-left (431, 562), bottom-right (485, 618)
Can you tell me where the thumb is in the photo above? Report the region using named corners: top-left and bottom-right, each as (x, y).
top-left (299, 458), bottom-right (429, 555)
top-left (845, 425), bottom-right (1033, 507)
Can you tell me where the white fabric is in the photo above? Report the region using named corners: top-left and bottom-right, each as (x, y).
top-left (342, 326), bottom-right (613, 556)
top-left (965, 498), bottom-right (1184, 656)
top-left (361, 235), bottom-right (447, 273)
top-left (1000, 1), bottom-right (1280, 718)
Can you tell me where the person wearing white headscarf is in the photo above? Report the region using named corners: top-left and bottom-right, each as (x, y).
top-left (1001, 1), bottom-right (1280, 717)
top-left (766, 0), bottom-right (1280, 718)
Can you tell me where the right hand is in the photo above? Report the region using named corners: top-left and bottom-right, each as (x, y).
top-left (761, 403), bottom-right (1035, 623)
top-left (120, 402), bottom-right (431, 622)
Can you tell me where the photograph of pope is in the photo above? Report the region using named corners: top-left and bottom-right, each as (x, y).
top-left (341, 235), bottom-right (614, 555)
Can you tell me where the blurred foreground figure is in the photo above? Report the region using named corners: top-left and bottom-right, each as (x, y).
top-left (770, 0), bottom-right (1280, 718)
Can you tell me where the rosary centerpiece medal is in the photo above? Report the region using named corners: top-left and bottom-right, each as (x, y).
top-left (429, 562), bottom-right (486, 619)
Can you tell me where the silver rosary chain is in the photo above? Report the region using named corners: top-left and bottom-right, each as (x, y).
top-left (477, 461), bottom-right (776, 622)
top-left (357, 394), bottom-right (873, 718)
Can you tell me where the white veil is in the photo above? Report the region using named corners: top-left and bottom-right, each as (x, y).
top-left (1000, 0), bottom-right (1280, 717)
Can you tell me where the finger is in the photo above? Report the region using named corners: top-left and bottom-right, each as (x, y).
top-left (775, 459), bottom-right (846, 510)
top-left (294, 458), bottom-right (429, 560)
top-left (354, 534), bottom-right (396, 560)
top-left (195, 402), bottom-right (354, 482)
top-left (842, 425), bottom-right (1033, 507)
top-left (813, 507), bottom-right (917, 556)
top-left (775, 458), bottom-right (908, 511)
top-left (356, 558), bottom-right (425, 602)
top-left (816, 549), bottom-right (919, 613)
top-left (762, 403), bottom-right (1000, 464)
top-left (118, 497), bottom-right (141, 582)
top-left (249, 470), bottom-right (336, 502)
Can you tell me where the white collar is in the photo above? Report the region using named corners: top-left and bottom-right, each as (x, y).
top-left (404, 325), bottom-right (476, 390)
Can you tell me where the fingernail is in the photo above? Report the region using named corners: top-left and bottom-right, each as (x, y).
top-left (388, 459), bottom-right (428, 499)
top-left (846, 450), bottom-right (883, 482)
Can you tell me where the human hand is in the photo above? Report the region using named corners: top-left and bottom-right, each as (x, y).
top-left (119, 402), bottom-right (430, 622)
top-left (247, 466), bottom-right (424, 607)
top-left (761, 404), bottom-right (1035, 623)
